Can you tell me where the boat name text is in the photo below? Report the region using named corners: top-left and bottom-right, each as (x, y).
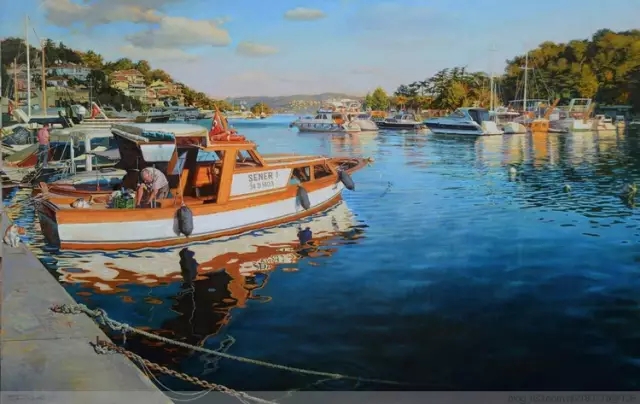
top-left (231, 168), bottom-right (292, 196)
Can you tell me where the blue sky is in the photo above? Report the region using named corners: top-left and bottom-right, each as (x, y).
top-left (2, 0), bottom-right (640, 97)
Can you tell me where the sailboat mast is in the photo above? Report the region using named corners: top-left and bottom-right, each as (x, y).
top-left (13, 58), bottom-right (18, 104)
top-left (25, 14), bottom-right (31, 118)
top-left (41, 39), bottom-right (46, 116)
top-left (489, 44), bottom-right (495, 111)
top-left (0, 38), bottom-right (3, 130)
top-left (523, 52), bottom-right (528, 114)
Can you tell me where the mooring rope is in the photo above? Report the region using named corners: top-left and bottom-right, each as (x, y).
top-left (51, 303), bottom-right (408, 386)
top-left (93, 339), bottom-right (275, 404)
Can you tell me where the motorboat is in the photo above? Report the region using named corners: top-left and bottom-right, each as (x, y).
top-left (376, 113), bottom-right (426, 130)
top-left (290, 111), bottom-right (361, 133)
top-left (550, 98), bottom-right (595, 132)
top-left (36, 122), bottom-right (371, 251)
top-left (345, 112), bottom-right (379, 132)
top-left (134, 106), bottom-right (172, 123)
top-left (424, 108), bottom-right (503, 136)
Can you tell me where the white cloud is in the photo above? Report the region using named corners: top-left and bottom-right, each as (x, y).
top-left (236, 42), bottom-right (279, 57)
top-left (126, 16), bottom-right (231, 48)
top-left (42, 0), bottom-right (168, 27)
top-left (283, 7), bottom-right (326, 21)
top-left (119, 44), bottom-right (197, 62)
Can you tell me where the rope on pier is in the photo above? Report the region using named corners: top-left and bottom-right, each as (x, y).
top-left (93, 338), bottom-right (275, 404)
top-left (50, 303), bottom-right (407, 386)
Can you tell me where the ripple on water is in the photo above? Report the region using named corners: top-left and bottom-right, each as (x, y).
top-left (4, 127), bottom-right (640, 390)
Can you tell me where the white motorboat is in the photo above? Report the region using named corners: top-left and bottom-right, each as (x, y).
top-left (135, 106), bottom-right (172, 123)
top-left (550, 98), bottom-right (595, 132)
top-left (345, 112), bottom-right (379, 131)
top-left (424, 108), bottom-right (503, 136)
top-left (376, 113), bottom-right (426, 130)
top-left (492, 107), bottom-right (527, 134)
top-left (290, 111), bottom-right (361, 133)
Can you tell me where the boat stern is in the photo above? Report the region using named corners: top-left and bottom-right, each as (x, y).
top-left (35, 199), bottom-right (62, 248)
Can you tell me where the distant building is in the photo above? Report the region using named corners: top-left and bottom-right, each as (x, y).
top-left (46, 76), bottom-right (69, 88)
top-left (110, 69), bottom-right (148, 101)
top-left (46, 63), bottom-right (91, 81)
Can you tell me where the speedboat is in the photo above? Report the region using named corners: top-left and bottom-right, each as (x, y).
top-left (376, 113), bottom-right (426, 130)
top-left (424, 108), bottom-right (503, 136)
top-left (290, 111), bottom-right (361, 133)
top-left (345, 112), bottom-right (379, 131)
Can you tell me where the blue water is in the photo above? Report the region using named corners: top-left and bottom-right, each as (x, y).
top-left (4, 116), bottom-right (640, 392)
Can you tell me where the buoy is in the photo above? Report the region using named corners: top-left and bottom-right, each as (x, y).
top-left (563, 184), bottom-right (571, 192)
top-left (297, 186), bottom-right (311, 210)
top-left (509, 167), bottom-right (517, 176)
top-left (177, 205), bottom-right (194, 237)
top-left (338, 170), bottom-right (355, 191)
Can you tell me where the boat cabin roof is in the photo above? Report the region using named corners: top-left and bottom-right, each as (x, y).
top-left (111, 123), bottom-right (256, 150)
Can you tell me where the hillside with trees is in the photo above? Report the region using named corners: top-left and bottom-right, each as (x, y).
top-left (374, 29), bottom-right (640, 113)
top-left (0, 37), bottom-right (232, 111)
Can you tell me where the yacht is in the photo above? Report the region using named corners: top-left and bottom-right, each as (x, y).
top-left (168, 106), bottom-right (200, 121)
top-left (550, 98), bottom-right (595, 132)
top-left (134, 106), bottom-right (171, 123)
top-left (424, 108), bottom-right (503, 136)
top-left (345, 112), bottom-right (379, 131)
top-left (290, 111), bottom-right (361, 133)
top-left (377, 113), bottom-right (426, 130)
top-left (492, 106), bottom-right (527, 134)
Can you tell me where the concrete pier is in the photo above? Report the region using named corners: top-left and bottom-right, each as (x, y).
top-left (0, 213), bottom-right (172, 403)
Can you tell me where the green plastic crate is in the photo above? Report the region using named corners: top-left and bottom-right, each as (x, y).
top-left (113, 196), bottom-right (135, 209)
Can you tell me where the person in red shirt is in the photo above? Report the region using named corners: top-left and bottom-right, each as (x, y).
top-left (36, 124), bottom-right (51, 168)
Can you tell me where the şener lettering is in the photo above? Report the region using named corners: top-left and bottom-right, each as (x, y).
top-left (247, 171), bottom-right (280, 191)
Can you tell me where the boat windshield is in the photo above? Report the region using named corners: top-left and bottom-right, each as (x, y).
top-left (449, 109), bottom-right (467, 118)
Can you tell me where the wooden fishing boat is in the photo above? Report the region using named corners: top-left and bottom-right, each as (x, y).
top-left (36, 123), bottom-right (371, 251)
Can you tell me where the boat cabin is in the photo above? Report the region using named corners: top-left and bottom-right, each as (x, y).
top-left (387, 113), bottom-right (418, 122)
top-left (312, 112), bottom-right (347, 125)
top-left (111, 123), bottom-right (343, 207)
top-left (448, 108), bottom-right (491, 125)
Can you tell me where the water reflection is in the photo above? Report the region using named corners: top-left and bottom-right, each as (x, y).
top-left (5, 124), bottom-right (640, 391)
top-left (53, 201), bottom-right (360, 290)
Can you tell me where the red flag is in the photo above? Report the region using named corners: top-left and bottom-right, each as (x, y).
top-left (209, 110), bottom-right (225, 139)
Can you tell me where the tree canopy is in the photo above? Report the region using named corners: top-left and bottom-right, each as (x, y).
top-left (250, 102), bottom-right (273, 115)
top-left (0, 37), bottom-right (227, 110)
top-left (386, 29), bottom-right (640, 112)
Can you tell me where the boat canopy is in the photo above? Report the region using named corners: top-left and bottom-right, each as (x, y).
top-left (112, 123), bottom-right (208, 143)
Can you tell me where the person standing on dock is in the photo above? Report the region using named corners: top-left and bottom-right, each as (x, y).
top-left (136, 166), bottom-right (169, 208)
top-left (36, 124), bottom-right (50, 168)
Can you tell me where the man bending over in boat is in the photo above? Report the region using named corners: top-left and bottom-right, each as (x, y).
top-left (136, 167), bottom-right (170, 208)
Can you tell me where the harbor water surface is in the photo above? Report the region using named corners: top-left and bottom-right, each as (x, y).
top-left (4, 116), bottom-right (640, 391)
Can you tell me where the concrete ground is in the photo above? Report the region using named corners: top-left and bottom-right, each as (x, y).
top-left (0, 213), bottom-right (172, 404)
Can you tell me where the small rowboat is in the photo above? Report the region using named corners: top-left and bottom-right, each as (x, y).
top-left (36, 123), bottom-right (372, 251)
top-left (32, 168), bottom-right (127, 199)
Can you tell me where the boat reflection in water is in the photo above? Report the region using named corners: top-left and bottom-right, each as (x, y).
top-left (54, 201), bottom-right (364, 366)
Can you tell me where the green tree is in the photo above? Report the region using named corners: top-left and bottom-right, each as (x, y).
top-left (250, 102), bottom-right (272, 115)
top-left (148, 69), bottom-right (172, 83)
top-left (80, 50), bottom-right (104, 69)
top-left (369, 87), bottom-right (390, 110)
top-left (135, 60), bottom-right (152, 83)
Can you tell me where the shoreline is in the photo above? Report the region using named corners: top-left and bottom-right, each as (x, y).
top-left (0, 212), bottom-right (172, 403)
